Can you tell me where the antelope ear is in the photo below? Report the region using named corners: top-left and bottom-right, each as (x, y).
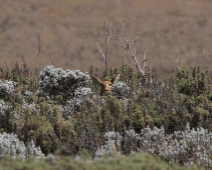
top-left (92, 75), bottom-right (103, 84)
top-left (111, 74), bottom-right (120, 84)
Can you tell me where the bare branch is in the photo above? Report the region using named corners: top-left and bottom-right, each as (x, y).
top-left (36, 34), bottom-right (44, 77)
top-left (105, 22), bottom-right (112, 43)
top-left (95, 42), bottom-right (105, 61)
top-left (118, 20), bottom-right (151, 75)
top-left (143, 48), bottom-right (148, 73)
top-left (104, 22), bottom-right (112, 70)
top-left (49, 52), bottom-right (54, 66)
top-left (120, 19), bottom-right (126, 37)
top-left (12, 55), bottom-right (17, 68)
top-left (95, 22), bottom-right (112, 71)
top-left (129, 46), bottom-right (144, 75)
top-left (4, 61), bottom-right (9, 71)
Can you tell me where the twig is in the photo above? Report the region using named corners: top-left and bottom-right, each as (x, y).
top-left (202, 49), bottom-right (210, 70)
top-left (128, 42), bottom-right (144, 75)
top-left (104, 22), bottom-right (112, 70)
top-left (49, 52), bottom-right (54, 66)
top-left (4, 61), bottom-right (9, 71)
top-left (143, 48), bottom-right (148, 73)
top-left (95, 42), bottom-right (105, 61)
top-left (22, 56), bottom-right (29, 76)
top-left (36, 34), bottom-right (44, 77)
top-left (175, 56), bottom-right (183, 70)
top-left (95, 22), bottom-right (112, 71)
top-left (12, 55), bottom-right (17, 68)
top-left (118, 20), bottom-right (150, 76)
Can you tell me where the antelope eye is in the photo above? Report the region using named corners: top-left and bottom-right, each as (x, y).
top-left (109, 83), bottom-right (112, 86)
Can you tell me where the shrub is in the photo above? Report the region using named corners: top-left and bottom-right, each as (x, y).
top-left (96, 125), bottom-right (212, 168)
top-left (0, 63), bottom-right (212, 169)
top-left (37, 65), bottom-right (90, 102)
top-left (0, 132), bottom-right (44, 159)
top-left (61, 87), bottom-right (93, 116)
top-left (0, 80), bottom-right (16, 99)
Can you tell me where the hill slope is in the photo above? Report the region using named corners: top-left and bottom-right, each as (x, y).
top-left (1, 0), bottom-right (212, 76)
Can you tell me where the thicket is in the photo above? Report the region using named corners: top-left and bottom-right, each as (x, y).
top-left (1, 60), bottom-right (212, 169)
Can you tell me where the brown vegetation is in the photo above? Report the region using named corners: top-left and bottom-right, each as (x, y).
top-left (1, 0), bottom-right (212, 77)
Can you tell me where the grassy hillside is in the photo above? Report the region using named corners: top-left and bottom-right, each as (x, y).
top-left (1, 1), bottom-right (212, 168)
top-left (1, 0), bottom-right (212, 76)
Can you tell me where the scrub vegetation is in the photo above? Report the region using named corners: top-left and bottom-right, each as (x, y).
top-left (0, 59), bottom-right (211, 169)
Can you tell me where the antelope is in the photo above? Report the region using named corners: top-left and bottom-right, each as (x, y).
top-left (92, 74), bottom-right (120, 96)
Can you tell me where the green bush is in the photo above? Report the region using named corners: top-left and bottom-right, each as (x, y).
top-left (1, 62), bottom-right (212, 169)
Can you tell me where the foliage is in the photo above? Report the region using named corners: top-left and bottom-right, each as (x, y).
top-left (97, 125), bottom-right (212, 168)
top-left (37, 65), bottom-right (90, 103)
top-left (1, 62), bottom-right (212, 169)
top-left (0, 132), bottom-right (44, 159)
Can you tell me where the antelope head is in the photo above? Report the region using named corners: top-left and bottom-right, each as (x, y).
top-left (92, 74), bottom-right (120, 95)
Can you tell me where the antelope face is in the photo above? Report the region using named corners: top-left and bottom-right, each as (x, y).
top-left (101, 80), bottom-right (113, 92)
top-left (92, 74), bottom-right (120, 96)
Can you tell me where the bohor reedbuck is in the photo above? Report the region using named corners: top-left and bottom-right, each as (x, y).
top-left (92, 74), bottom-right (120, 95)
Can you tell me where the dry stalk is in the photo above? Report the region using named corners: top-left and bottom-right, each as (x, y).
top-left (36, 34), bottom-right (44, 76)
top-left (12, 55), bottom-right (17, 68)
top-left (202, 49), bottom-right (211, 70)
top-left (49, 52), bottom-right (55, 66)
top-left (95, 42), bottom-right (105, 61)
top-left (95, 22), bottom-right (112, 71)
top-left (175, 57), bottom-right (183, 70)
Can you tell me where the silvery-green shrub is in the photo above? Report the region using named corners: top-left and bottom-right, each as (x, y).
top-left (0, 99), bottom-right (19, 120)
top-left (96, 131), bottom-right (122, 157)
top-left (0, 80), bottom-right (16, 98)
top-left (112, 81), bottom-right (131, 98)
top-left (0, 132), bottom-right (44, 159)
top-left (21, 101), bottom-right (36, 112)
top-left (37, 65), bottom-right (90, 98)
top-left (61, 87), bottom-right (93, 116)
top-left (96, 125), bottom-right (212, 168)
top-left (23, 91), bottom-right (33, 100)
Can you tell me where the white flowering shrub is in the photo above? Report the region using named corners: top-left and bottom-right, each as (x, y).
top-left (0, 132), bottom-right (44, 159)
top-left (23, 91), bottom-right (33, 100)
top-left (96, 125), bottom-right (212, 168)
top-left (0, 100), bottom-right (19, 125)
top-left (164, 125), bottom-right (212, 167)
top-left (22, 101), bottom-right (36, 112)
top-left (0, 100), bottom-right (12, 116)
top-left (61, 87), bottom-right (93, 116)
top-left (26, 140), bottom-right (45, 159)
top-left (37, 65), bottom-right (90, 98)
top-left (96, 131), bottom-right (122, 157)
top-left (0, 80), bottom-right (16, 98)
top-left (112, 81), bottom-right (131, 98)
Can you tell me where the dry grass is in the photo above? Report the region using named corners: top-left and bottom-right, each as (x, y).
top-left (1, 0), bottom-right (212, 77)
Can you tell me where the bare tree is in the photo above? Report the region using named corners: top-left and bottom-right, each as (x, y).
top-left (95, 22), bottom-right (112, 71)
top-left (118, 20), bottom-right (150, 76)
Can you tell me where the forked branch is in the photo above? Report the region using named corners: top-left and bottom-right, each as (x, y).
top-left (95, 22), bottom-right (112, 71)
top-left (118, 20), bottom-right (149, 76)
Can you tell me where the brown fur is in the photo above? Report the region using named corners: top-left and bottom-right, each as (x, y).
top-left (92, 75), bottom-right (119, 95)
